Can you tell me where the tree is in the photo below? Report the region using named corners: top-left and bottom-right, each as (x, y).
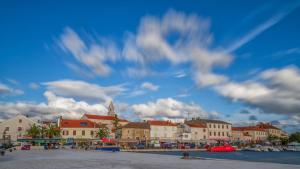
top-left (96, 127), bottom-right (109, 139)
top-left (289, 132), bottom-right (300, 143)
top-left (113, 114), bottom-right (121, 130)
top-left (26, 124), bottom-right (41, 138)
top-left (45, 124), bottom-right (61, 138)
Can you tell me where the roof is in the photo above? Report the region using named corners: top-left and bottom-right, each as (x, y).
top-left (60, 119), bottom-right (103, 128)
top-left (185, 122), bottom-right (206, 128)
top-left (84, 114), bottom-right (129, 122)
top-left (187, 119), bottom-right (231, 125)
top-left (232, 126), bottom-right (265, 132)
top-left (147, 120), bottom-right (177, 126)
top-left (256, 123), bottom-right (280, 130)
top-left (122, 122), bottom-right (150, 129)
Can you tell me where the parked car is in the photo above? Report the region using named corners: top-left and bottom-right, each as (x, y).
top-left (21, 145), bottom-right (30, 150)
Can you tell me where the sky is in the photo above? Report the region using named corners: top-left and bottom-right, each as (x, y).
top-left (1, 0), bottom-right (300, 133)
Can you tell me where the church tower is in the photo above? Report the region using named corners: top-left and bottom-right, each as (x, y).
top-left (107, 101), bottom-right (115, 116)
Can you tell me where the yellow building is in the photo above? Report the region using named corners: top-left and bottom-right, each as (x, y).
top-left (232, 126), bottom-right (267, 142)
top-left (256, 123), bottom-right (283, 138)
top-left (187, 119), bottom-right (232, 141)
top-left (58, 118), bottom-right (103, 140)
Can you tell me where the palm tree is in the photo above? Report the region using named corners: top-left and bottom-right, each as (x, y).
top-left (45, 124), bottom-right (61, 138)
top-left (26, 124), bottom-right (41, 138)
top-left (96, 127), bottom-right (109, 139)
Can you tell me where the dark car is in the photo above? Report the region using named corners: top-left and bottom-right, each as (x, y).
top-left (21, 145), bottom-right (30, 150)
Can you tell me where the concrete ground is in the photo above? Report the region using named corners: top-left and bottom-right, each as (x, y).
top-left (0, 150), bottom-right (300, 169)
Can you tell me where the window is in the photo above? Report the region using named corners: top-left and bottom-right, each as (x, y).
top-left (209, 124), bottom-right (211, 128)
top-left (19, 119), bottom-right (22, 123)
top-left (218, 132), bottom-right (220, 136)
top-left (184, 134), bottom-right (188, 138)
top-left (73, 130), bottom-right (76, 136)
top-left (195, 132), bottom-right (198, 135)
top-left (203, 129), bottom-right (206, 132)
top-left (62, 131), bottom-right (65, 135)
top-left (91, 131), bottom-right (94, 136)
top-left (226, 125), bottom-right (228, 129)
top-left (204, 135), bottom-right (206, 139)
top-left (222, 132), bottom-right (224, 136)
top-left (18, 127), bottom-right (22, 131)
top-left (5, 127), bottom-right (9, 131)
top-left (209, 132), bottom-right (212, 136)
top-left (82, 130), bottom-right (85, 136)
top-left (214, 132), bottom-right (216, 136)
top-left (213, 124), bottom-right (216, 128)
top-left (218, 125), bottom-right (220, 128)
top-left (66, 131), bottom-right (69, 135)
top-left (128, 130), bottom-right (130, 133)
top-left (80, 122), bottom-right (88, 127)
top-left (222, 125), bottom-right (224, 129)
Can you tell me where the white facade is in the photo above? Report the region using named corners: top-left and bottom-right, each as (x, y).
top-left (150, 125), bottom-right (177, 141)
top-left (207, 122), bottom-right (232, 140)
top-left (0, 115), bottom-right (39, 142)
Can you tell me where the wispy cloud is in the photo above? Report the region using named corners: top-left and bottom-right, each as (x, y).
top-left (226, 2), bottom-right (300, 53)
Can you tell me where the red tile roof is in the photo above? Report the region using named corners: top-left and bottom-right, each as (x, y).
top-left (147, 120), bottom-right (177, 126)
top-left (84, 114), bottom-right (129, 122)
top-left (256, 123), bottom-right (280, 130)
top-left (60, 119), bottom-right (101, 128)
top-left (186, 122), bottom-right (206, 128)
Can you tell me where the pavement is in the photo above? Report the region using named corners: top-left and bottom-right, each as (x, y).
top-left (0, 150), bottom-right (300, 169)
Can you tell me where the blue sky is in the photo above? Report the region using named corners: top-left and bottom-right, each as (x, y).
top-left (1, 0), bottom-right (300, 133)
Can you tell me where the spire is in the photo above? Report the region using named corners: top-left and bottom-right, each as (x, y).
top-left (107, 101), bottom-right (115, 116)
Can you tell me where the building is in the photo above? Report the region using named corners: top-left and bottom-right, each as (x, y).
top-left (232, 127), bottom-right (253, 142)
top-left (58, 118), bottom-right (103, 140)
top-left (0, 114), bottom-right (40, 142)
top-left (256, 123), bottom-right (283, 138)
top-left (81, 102), bottom-right (129, 136)
top-left (119, 122), bottom-right (150, 148)
top-left (147, 120), bottom-right (177, 142)
top-left (232, 126), bottom-right (267, 142)
top-left (187, 119), bottom-right (232, 141)
top-left (177, 122), bottom-right (208, 143)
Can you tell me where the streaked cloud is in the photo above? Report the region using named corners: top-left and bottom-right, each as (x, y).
top-left (141, 82), bottom-right (159, 91)
top-left (59, 27), bottom-right (120, 76)
top-left (225, 2), bottom-right (300, 53)
top-left (43, 79), bottom-right (126, 102)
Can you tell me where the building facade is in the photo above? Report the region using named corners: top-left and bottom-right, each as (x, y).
top-left (177, 123), bottom-right (208, 143)
top-left (120, 122), bottom-right (150, 141)
top-left (187, 119), bottom-right (232, 141)
top-left (0, 114), bottom-right (39, 142)
top-left (58, 118), bottom-right (102, 140)
top-left (147, 120), bottom-right (177, 142)
top-left (256, 123), bottom-right (283, 138)
top-left (232, 126), bottom-right (267, 142)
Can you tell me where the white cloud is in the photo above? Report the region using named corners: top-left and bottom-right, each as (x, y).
top-left (216, 66), bottom-right (300, 117)
top-left (129, 90), bottom-right (146, 97)
top-left (0, 83), bottom-right (11, 94)
top-left (131, 98), bottom-right (207, 120)
top-left (59, 27), bottom-right (119, 76)
top-left (0, 91), bottom-right (108, 121)
top-left (174, 70), bottom-right (186, 78)
top-left (29, 82), bottom-right (40, 90)
top-left (0, 83), bottom-right (24, 96)
top-left (122, 9), bottom-right (232, 87)
top-left (43, 79), bottom-right (126, 103)
top-left (141, 82), bottom-right (159, 91)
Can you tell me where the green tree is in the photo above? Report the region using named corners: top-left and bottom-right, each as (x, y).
top-left (26, 124), bottom-right (41, 138)
top-left (96, 127), bottom-right (109, 139)
top-left (113, 114), bottom-right (121, 130)
top-left (289, 132), bottom-right (300, 143)
top-left (45, 124), bottom-right (61, 138)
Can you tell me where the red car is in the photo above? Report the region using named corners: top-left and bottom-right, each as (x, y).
top-left (21, 145), bottom-right (30, 150)
top-left (207, 143), bottom-right (235, 152)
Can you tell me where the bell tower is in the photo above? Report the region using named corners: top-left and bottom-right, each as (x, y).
top-left (107, 101), bottom-right (115, 116)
